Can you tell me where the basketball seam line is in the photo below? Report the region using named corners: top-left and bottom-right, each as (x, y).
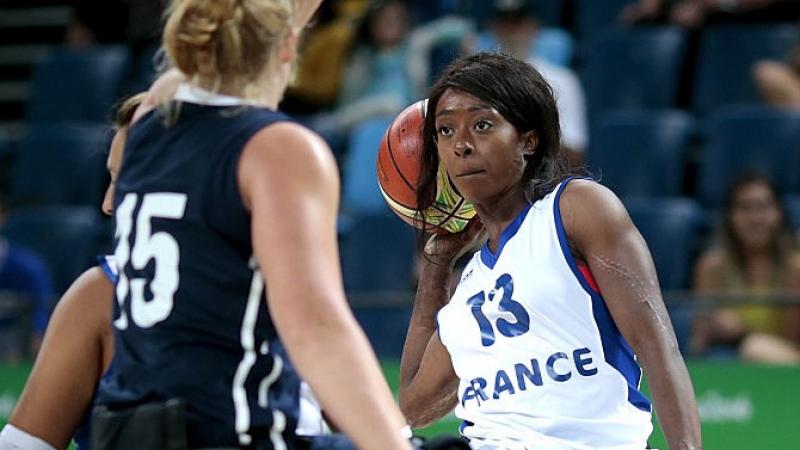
top-left (386, 118), bottom-right (417, 193)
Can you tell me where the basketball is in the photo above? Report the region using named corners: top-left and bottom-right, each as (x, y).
top-left (376, 100), bottom-right (476, 234)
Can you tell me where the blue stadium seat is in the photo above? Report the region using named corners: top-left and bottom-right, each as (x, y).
top-left (428, 40), bottom-right (462, 87)
top-left (1, 206), bottom-right (103, 294)
top-left (587, 110), bottom-right (694, 198)
top-left (625, 198), bottom-right (703, 291)
top-left (130, 44), bottom-right (162, 93)
top-left (342, 117), bottom-right (394, 215)
top-left (786, 195), bottom-right (800, 231)
top-left (0, 129), bottom-right (8, 155)
top-left (697, 107), bottom-right (800, 208)
top-left (582, 27), bottom-right (687, 113)
top-left (26, 46), bottom-right (130, 124)
top-left (407, 0), bottom-right (453, 23)
top-left (575, 0), bottom-right (638, 37)
top-left (0, 130), bottom-right (10, 194)
top-left (352, 304), bottom-right (413, 358)
top-left (693, 24), bottom-right (800, 114)
top-left (340, 214), bottom-right (416, 293)
top-left (11, 124), bottom-right (109, 207)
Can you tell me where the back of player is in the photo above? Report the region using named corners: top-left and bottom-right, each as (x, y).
top-left (91, 2), bottom-right (415, 450)
top-left (95, 89), bottom-right (298, 448)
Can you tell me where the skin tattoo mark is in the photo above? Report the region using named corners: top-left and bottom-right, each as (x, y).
top-left (588, 253), bottom-right (675, 341)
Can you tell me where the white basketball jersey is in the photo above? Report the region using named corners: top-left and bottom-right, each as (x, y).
top-left (437, 179), bottom-right (653, 450)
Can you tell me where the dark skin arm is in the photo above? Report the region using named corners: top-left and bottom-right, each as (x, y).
top-left (561, 180), bottom-right (701, 450)
top-left (9, 267), bottom-right (114, 449)
top-left (399, 222), bottom-right (485, 428)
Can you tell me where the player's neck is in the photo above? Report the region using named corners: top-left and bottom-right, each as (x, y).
top-left (475, 190), bottom-right (528, 253)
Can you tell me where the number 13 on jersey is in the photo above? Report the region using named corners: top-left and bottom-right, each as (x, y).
top-left (114, 192), bottom-right (187, 330)
top-left (467, 273), bottom-right (531, 347)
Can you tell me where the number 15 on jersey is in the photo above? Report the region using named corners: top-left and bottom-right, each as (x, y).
top-left (114, 192), bottom-right (187, 330)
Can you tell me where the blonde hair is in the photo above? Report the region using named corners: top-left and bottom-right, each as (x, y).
top-left (163, 0), bottom-right (294, 98)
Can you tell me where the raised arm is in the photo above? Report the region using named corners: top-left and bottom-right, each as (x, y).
top-left (399, 258), bottom-right (459, 428)
top-left (238, 122), bottom-right (410, 450)
top-left (561, 180), bottom-right (701, 450)
top-left (399, 223), bottom-right (484, 427)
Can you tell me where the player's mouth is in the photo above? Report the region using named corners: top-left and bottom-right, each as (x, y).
top-left (456, 169), bottom-right (486, 178)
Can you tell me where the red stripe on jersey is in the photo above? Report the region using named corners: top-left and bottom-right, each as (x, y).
top-left (577, 263), bottom-right (600, 293)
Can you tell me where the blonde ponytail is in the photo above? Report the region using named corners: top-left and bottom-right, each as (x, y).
top-left (163, 0), bottom-right (293, 96)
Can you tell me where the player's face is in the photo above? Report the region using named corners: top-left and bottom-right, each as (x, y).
top-left (434, 88), bottom-right (534, 204)
top-left (102, 128), bottom-right (126, 216)
top-left (729, 180), bottom-right (783, 251)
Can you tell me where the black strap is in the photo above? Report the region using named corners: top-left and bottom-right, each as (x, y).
top-left (91, 399), bottom-right (188, 450)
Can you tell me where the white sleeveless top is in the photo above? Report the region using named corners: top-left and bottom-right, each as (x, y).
top-left (437, 179), bottom-right (652, 450)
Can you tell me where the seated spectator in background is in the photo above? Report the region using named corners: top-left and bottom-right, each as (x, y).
top-left (0, 199), bottom-right (55, 359)
top-left (754, 42), bottom-right (800, 107)
top-left (692, 173), bottom-right (800, 363)
top-left (311, 0), bottom-right (472, 154)
top-left (473, 0), bottom-right (573, 67)
top-left (282, 1), bottom-right (359, 115)
top-left (621, 0), bottom-right (800, 28)
top-left (472, 0), bottom-right (587, 163)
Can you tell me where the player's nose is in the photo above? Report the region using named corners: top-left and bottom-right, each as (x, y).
top-left (453, 129), bottom-right (474, 157)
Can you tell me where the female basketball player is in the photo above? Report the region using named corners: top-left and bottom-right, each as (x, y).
top-left (0, 93), bottom-right (145, 450)
top-left (92, 1), bottom-right (412, 449)
top-left (400, 53), bottom-right (701, 450)
top-left (1, 66), bottom-right (332, 449)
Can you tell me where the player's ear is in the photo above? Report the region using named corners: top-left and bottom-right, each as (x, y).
top-left (521, 130), bottom-right (538, 156)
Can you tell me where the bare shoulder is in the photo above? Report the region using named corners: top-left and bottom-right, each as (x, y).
top-left (243, 122), bottom-right (337, 175)
top-left (238, 122), bottom-right (339, 210)
top-left (560, 178), bottom-right (625, 211)
top-left (559, 179), bottom-right (631, 240)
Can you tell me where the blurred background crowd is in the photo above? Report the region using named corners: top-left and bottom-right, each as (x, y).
top-left (0, 0), bottom-right (799, 365)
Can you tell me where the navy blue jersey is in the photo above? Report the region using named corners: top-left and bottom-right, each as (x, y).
top-left (96, 91), bottom-right (302, 449)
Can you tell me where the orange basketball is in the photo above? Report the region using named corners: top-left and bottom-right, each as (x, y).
top-left (376, 100), bottom-right (476, 234)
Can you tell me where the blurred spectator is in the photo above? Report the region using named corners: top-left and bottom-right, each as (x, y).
top-left (472, 0), bottom-right (587, 162)
top-left (283, 1), bottom-right (359, 115)
top-left (0, 200), bottom-right (55, 359)
top-left (754, 41), bottom-right (800, 107)
top-left (473, 0), bottom-right (574, 67)
top-left (310, 0), bottom-right (472, 153)
top-left (692, 173), bottom-right (800, 363)
top-left (621, 0), bottom-right (800, 28)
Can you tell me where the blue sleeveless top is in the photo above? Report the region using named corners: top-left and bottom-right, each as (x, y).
top-left (96, 87), bottom-right (303, 449)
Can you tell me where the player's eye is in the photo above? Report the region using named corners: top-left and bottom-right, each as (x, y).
top-left (437, 125), bottom-right (454, 136)
top-left (475, 120), bottom-right (493, 131)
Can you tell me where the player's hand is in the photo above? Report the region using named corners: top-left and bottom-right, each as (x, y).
top-left (422, 218), bottom-right (485, 268)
